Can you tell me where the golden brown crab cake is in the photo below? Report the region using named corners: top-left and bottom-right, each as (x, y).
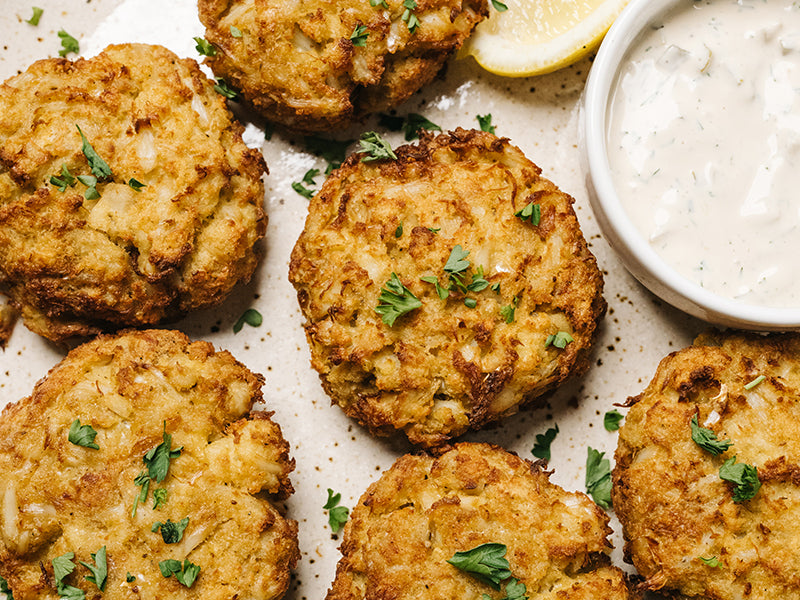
top-left (0, 329), bottom-right (298, 600)
top-left (289, 129), bottom-right (605, 447)
top-left (197, 0), bottom-right (489, 132)
top-left (613, 332), bottom-right (800, 600)
top-left (326, 442), bottom-right (635, 600)
top-left (0, 43), bottom-right (267, 343)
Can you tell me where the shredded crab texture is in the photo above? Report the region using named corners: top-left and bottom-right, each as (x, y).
top-left (0, 43), bottom-right (267, 342)
top-left (0, 329), bottom-right (298, 600)
top-left (289, 129), bottom-right (605, 447)
top-left (613, 332), bottom-right (800, 600)
top-left (326, 442), bottom-right (634, 599)
top-left (198, 0), bottom-right (489, 131)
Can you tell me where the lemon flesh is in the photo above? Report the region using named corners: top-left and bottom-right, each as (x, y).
top-left (462, 0), bottom-right (631, 77)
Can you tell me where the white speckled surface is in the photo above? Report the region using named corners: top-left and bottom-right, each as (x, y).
top-left (0, 2), bottom-right (705, 599)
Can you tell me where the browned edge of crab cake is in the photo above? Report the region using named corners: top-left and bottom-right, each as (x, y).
top-left (197, 0), bottom-right (489, 132)
top-left (612, 331), bottom-right (800, 600)
top-left (289, 128), bottom-right (606, 448)
top-left (0, 329), bottom-right (298, 600)
top-left (325, 442), bottom-right (636, 600)
top-left (0, 43), bottom-right (267, 343)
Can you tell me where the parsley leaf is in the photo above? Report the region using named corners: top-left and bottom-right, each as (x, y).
top-left (350, 24), bottom-right (369, 47)
top-left (514, 201), bottom-right (541, 225)
top-left (744, 375), bottom-right (766, 390)
top-left (700, 556), bottom-right (721, 567)
top-left (401, 0), bottom-right (420, 33)
top-left (304, 136), bottom-right (353, 172)
top-left (719, 456), bottom-right (761, 503)
top-left (464, 297), bottom-right (477, 308)
top-left (402, 113), bottom-right (441, 141)
top-left (292, 168), bottom-right (319, 198)
top-left (213, 77), bottom-right (238, 99)
top-left (467, 265), bottom-right (490, 292)
top-left (125, 573), bottom-right (135, 583)
top-left (159, 559), bottom-right (200, 588)
top-left (502, 578), bottom-right (528, 600)
top-left (230, 25), bottom-right (243, 38)
top-left (26, 7), bottom-right (44, 26)
top-left (144, 423), bottom-right (183, 483)
top-left (491, 0), bottom-right (509, 10)
top-left (690, 414), bottom-right (732, 456)
top-left (152, 517), bottom-right (189, 544)
top-left (193, 37), bottom-right (217, 56)
top-left (324, 488), bottom-right (350, 533)
top-left (359, 131), bottom-right (397, 162)
top-left (127, 178), bottom-right (145, 192)
top-left (370, 0), bottom-right (389, 6)
top-left (421, 275), bottom-right (450, 300)
top-left (444, 245), bottom-right (471, 276)
top-left (0, 573), bottom-right (13, 600)
top-left (545, 331), bottom-right (573, 349)
top-left (499, 297), bottom-right (517, 324)
top-left (604, 409), bottom-right (624, 432)
top-left (79, 546), bottom-right (107, 591)
top-left (476, 114), bottom-right (496, 134)
top-left (585, 447), bottom-right (612, 510)
top-left (448, 543), bottom-right (511, 590)
top-left (68, 419), bottom-right (99, 450)
top-left (233, 308), bottom-right (263, 333)
top-left (395, 222), bottom-right (403, 238)
top-left (76, 125), bottom-right (112, 179)
top-left (131, 472), bottom-right (150, 518)
top-left (153, 487), bottom-right (168, 509)
top-left (375, 273), bottom-right (422, 326)
top-left (77, 174), bottom-right (100, 200)
top-left (58, 29), bottom-right (79, 57)
top-left (50, 164), bottom-right (77, 192)
top-left (52, 553), bottom-right (85, 600)
top-left (531, 424), bottom-right (558, 461)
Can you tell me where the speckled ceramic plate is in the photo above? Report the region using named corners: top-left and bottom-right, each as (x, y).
top-left (0, 2), bottom-right (704, 598)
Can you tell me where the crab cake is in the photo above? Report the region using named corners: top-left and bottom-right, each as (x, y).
top-left (0, 329), bottom-right (298, 600)
top-left (326, 442), bottom-right (634, 600)
top-left (613, 332), bottom-right (800, 600)
top-left (289, 129), bottom-right (605, 447)
top-left (197, 0), bottom-right (489, 132)
top-left (0, 44), bottom-right (267, 342)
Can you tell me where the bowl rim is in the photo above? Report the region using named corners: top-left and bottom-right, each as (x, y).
top-left (583, 0), bottom-right (800, 329)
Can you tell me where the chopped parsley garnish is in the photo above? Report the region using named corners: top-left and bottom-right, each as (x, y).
top-left (585, 447), bottom-right (612, 510)
top-left (401, 113), bottom-right (441, 141)
top-left (79, 546), bottom-right (107, 591)
top-left (719, 456), bottom-right (760, 503)
top-left (152, 517), bottom-right (189, 544)
top-left (604, 409), bottom-right (624, 432)
top-left (125, 573), bottom-right (135, 583)
top-left (233, 308), bottom-right (263, 333)
top-left (0, 574), bottom-right (12, 600)
top-left (514, 201), bottom-right (541, 225)
top-left (52, 552), bottom-right (84, 600)
top-left (690, 414), bottom-right (732, 456)
top-left (26, 7), bottom-right (44, 26)
top-left (159, 559), bottom-right (200, 588)
top-left (491, 282), bottom-right (501, 293)
top-left (153, 487), bottom-right (168, 509)
top-left (545, 331), bottom-right (573, 349)
top-left (476, 114), bottom-right (496, 134)
top-left (132, 472), bottom-right (150, 518)
top-left (700, 556), bottom-right (721, 567)
top-left (127, 178), bottom-right (145, 192)
top-left (428, 227), bottom-right (441, 234)
top-left (77, 175), bottom-right (100, 200)
top-left (401, 0), bottom-right (420, 33)
top-left (264, 121), bottom-right (274, 141)
top-left (350, 24), bottom-right (369, 47)
top-left (375, 273), bottom-right (422, 326)
top-left (499, 296), bottom-right (518, 324)
top-left (395, 222), bottom-right (403, 238)
top-left (76, 125), bottom-right (112, 179)
top-left (448, 543), bottom-right (511, 589)
top-left (502, 578), bottom-right (528, 600)
top-left (230, 25), bottom-right (243, 38)
top-left (359, 131), bottom-right (397, 162)
top-left (532, 424), bottom-right (558, 461)
top-left (50, 164), bottom-right (77, 192)
top-left (370, 0), bottom-right (389, 6)
top-left (324, 488), bottom-right (350, 533)
top-left (58, 29), bottom-right (79, 57)
top-left (304, 136), bottom-right (353, 172)
top-left (420, 275), bottom-right (449, 300)
top-left (444, 245), bottom-right (471, 281)
top-left (292, 168), bottom-right (319, 199)
top-left (744, 375), bottom-right (766, 390)
top-left (133, 423), bottom-right (183, 516)
top-left (464, 297), bottom-right (477, 308)
top-left (491, 0), bottom-right (508, 10)
top-left (68, 419), bottom-right (99, 450)
top-left (193, 37), bottom-right (217, 56)
top-left (213, 77), bottom-right (238, 99)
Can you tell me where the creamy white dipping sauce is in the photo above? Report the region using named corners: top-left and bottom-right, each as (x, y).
top-left (607, 0), bottom-right (800, 308)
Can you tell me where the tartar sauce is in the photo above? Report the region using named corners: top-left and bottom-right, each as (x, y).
top-left (607, 0), bottom-right (800, 308)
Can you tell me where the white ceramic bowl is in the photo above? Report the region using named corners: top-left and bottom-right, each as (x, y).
top-left (582, 0), bottom-right (800, 331)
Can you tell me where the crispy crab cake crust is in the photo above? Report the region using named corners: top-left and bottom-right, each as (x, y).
top-left (0, 43), bottom-right (267, 342)
top-left (0, 329), bottom-right (298, 600)
top-left (289, 129), bottom-right (605, 447)
top-left (326, 442), bottom-right (635, 600)
top-left (197, 0), bottom-right (489, 132)
top-left (613, 332), bottom-right (800, 600)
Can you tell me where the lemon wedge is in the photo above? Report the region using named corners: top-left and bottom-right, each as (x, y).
top-left (461, 0), bottom-right (631, 77)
